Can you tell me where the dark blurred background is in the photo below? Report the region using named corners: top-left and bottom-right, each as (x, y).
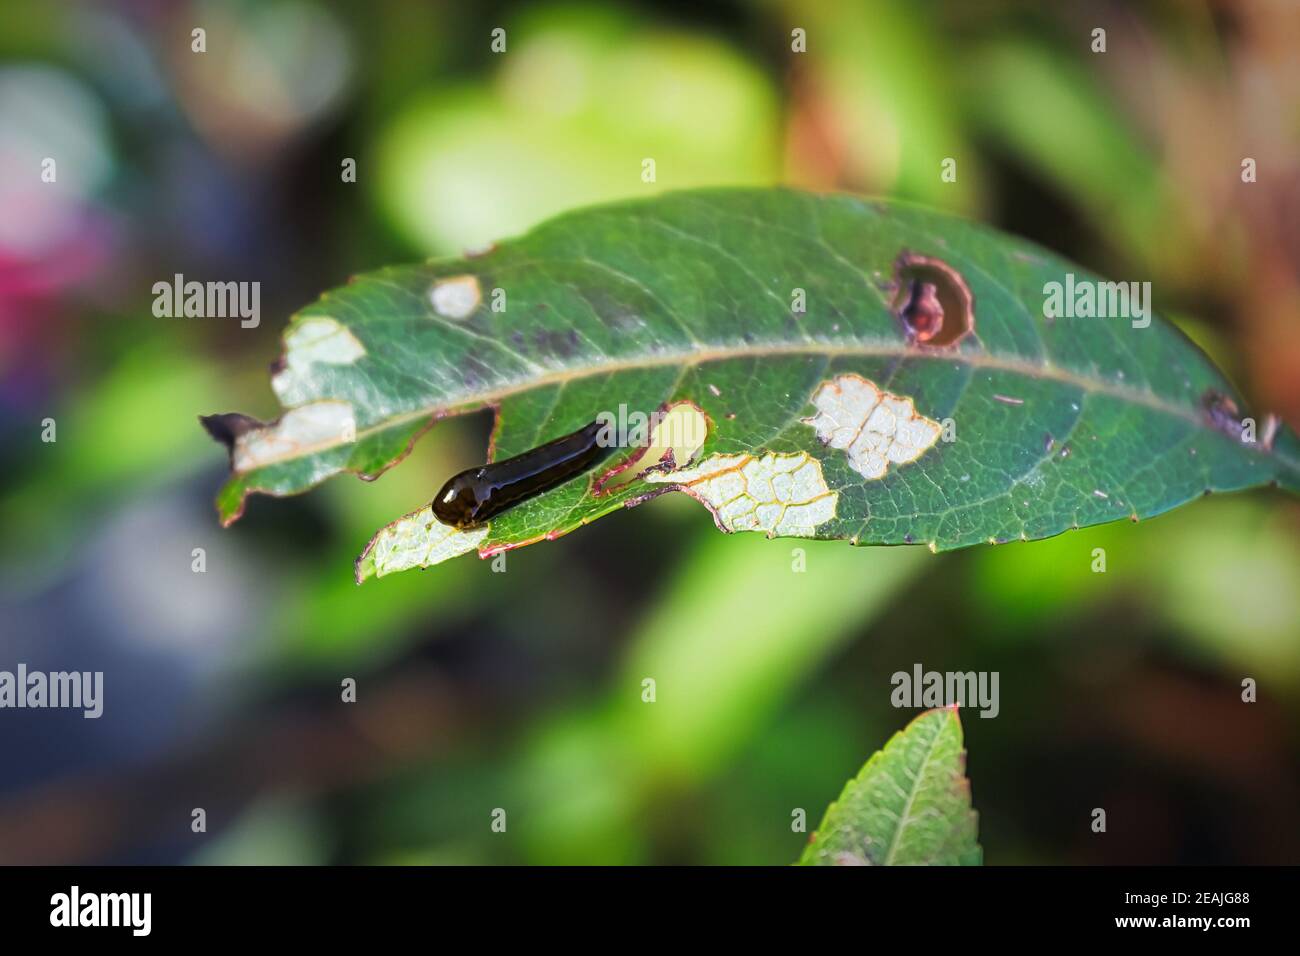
top-left (1, 0), bottom-right (1298, 864)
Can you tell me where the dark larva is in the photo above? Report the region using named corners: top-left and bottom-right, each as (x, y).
top-left (431, 419), bottom-right (614, 529)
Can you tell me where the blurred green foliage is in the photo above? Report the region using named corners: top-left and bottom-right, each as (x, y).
top-left (375, 4), bottom-right (780, 252)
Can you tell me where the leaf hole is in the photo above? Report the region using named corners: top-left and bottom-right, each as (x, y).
top-left (892, 253), bottom-right (975, 347)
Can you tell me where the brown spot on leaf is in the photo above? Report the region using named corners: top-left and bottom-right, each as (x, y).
top-left (532, 327), bottom-right (582, 359)
top-left (892, 252), bottom-right (975, 347)
top-left (199, 412), bottom-right (264, 459)
top-left (1201, 390), bottom-right (1249, 443)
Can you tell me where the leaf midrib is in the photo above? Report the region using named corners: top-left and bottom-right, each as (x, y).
top-left (253, 339), bottom-right (1297, 476)
top-left (880, 711), bottom-right (950, 866)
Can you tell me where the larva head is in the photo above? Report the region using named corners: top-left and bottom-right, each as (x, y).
top-left (431, 469), bottom-right (490, 529)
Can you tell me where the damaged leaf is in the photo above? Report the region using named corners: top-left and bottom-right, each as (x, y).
top-left (200, 189), bottom-right (1300, 580)
top-left (799, 706), bottom-right (981, 866)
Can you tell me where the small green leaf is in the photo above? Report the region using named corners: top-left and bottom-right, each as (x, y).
top-left (200, 189), bottom-right (1300, 580)
top-left (800, 706), bottom-right (981, 866)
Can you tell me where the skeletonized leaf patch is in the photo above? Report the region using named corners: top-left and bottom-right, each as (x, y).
top-left (356, 506), bottom-right (489, 582)
top-left (645, 451), bottom-right (837, 536)
top-left (272, 317), bottom-right (367, 405)
top-left (804, 374), bottom-right (942, 480)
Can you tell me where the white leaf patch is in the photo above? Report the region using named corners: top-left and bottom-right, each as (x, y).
top-left (803, 374), bottom-right (942, 480)
top-left (647, 452), bottom-right (837, 536)
top-left (233, 400), bottom-right (356, 473)
top-left (429, 274), bottom-right (481, 319)
top-left (601, 400), bottom-right (709, 490)
top-left (272, 316), bottom-right (366, 404)
top-left (357, 506), bottom-right (489, 581)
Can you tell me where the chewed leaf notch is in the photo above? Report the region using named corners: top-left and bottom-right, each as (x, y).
top-left (200, 188), bottom-right (1300, 580)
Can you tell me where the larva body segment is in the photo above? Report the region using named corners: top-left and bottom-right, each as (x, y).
top-left (431, 419), bottom-right (613, 529)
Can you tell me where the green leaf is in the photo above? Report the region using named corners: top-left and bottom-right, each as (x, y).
top-left (199, 189), bottom-right (1300, 580)
top-left (799, 706), bottom-right (981, 866)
